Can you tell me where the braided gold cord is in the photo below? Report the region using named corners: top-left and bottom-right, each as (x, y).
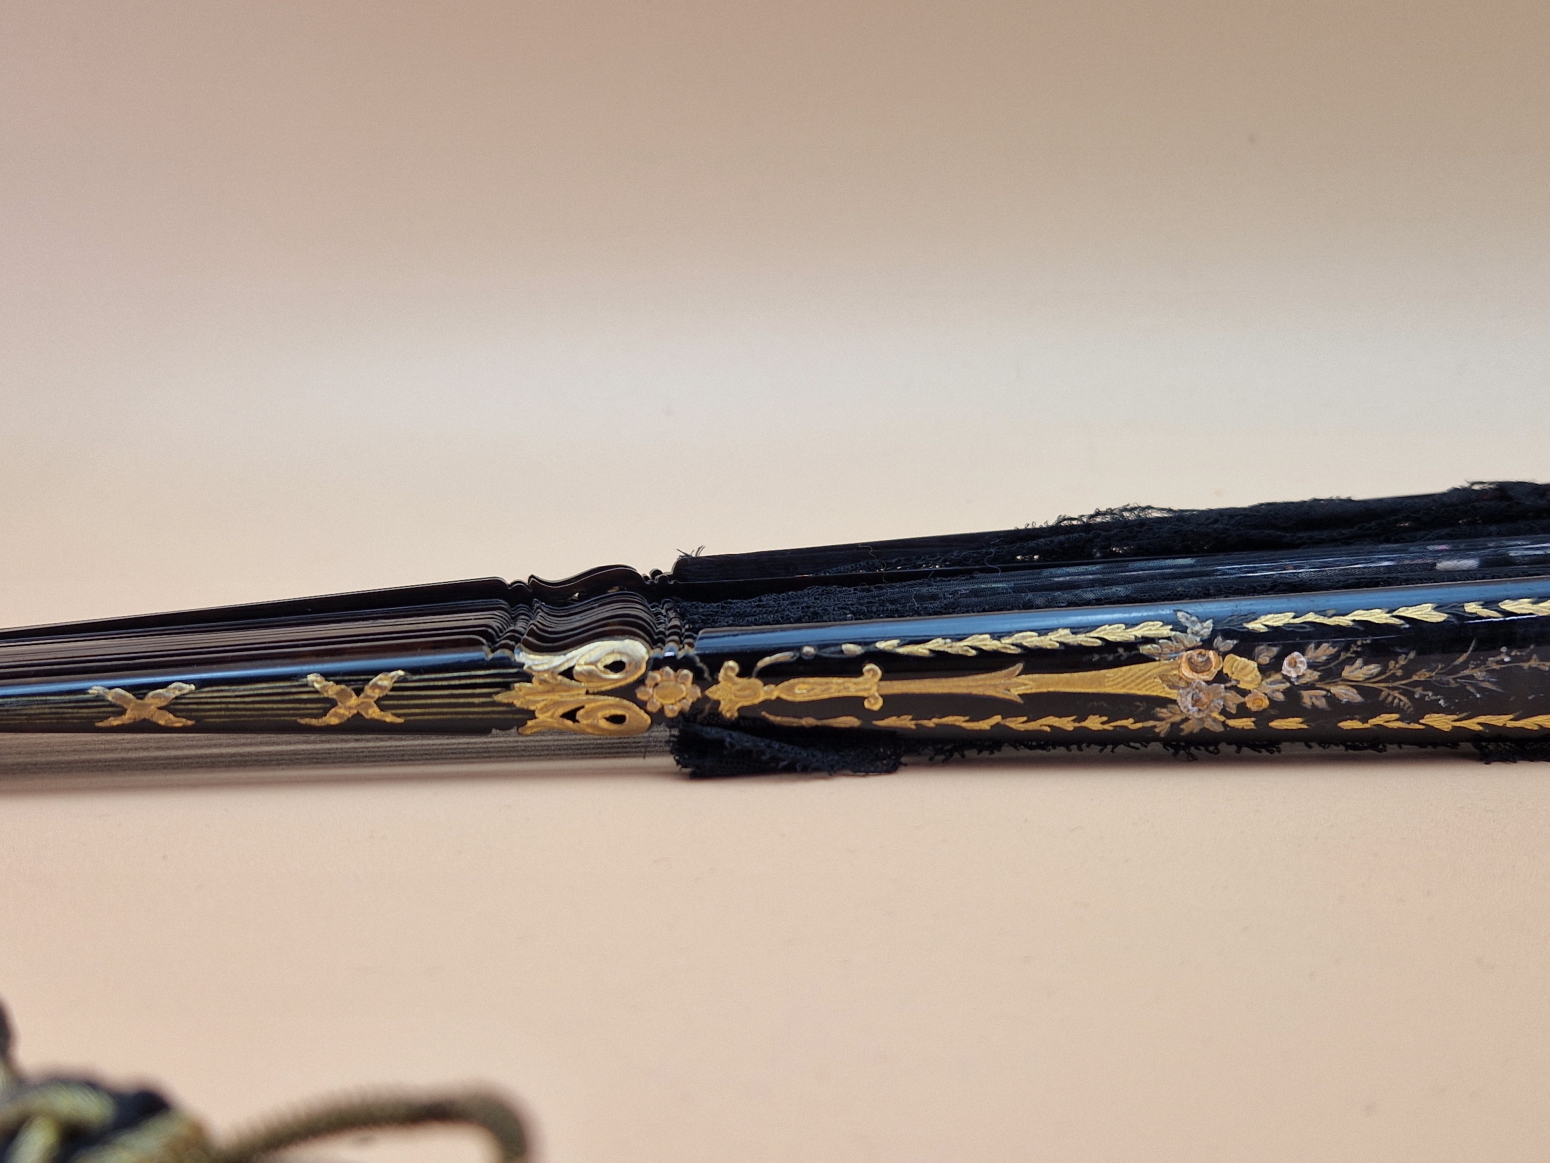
top-left (0, 1084), bottom-right (128, 1163)
top-left (0, 1004), bottom-right (526, 1163)
top-left (74, 1114), bottom-right (213, 1163)
top-left (8, 1118), bottom-right (64, 1163)
top-left (215, 1092), bottom-right (527, 1163)
top-left (0, 1086), bottom-right (116, 1140)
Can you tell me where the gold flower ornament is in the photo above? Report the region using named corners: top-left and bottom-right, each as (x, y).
top-left (1178, 648), bottom-right (1222, 682)
top-left (636, 667), bottom-right (702, 717)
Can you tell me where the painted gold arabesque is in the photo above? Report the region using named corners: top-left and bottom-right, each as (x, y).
top-left (706, 658), bottom-right (1178, 718)
top-left (495, 639), bottom-right (654, 736)
top-left (706, 593), bottom-right (1550, 734)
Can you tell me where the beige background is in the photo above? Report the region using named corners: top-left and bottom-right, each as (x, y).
top-left (1, 2), bottom-right (1548, 1160)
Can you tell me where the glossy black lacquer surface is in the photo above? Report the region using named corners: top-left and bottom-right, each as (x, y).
top-left (5, 484), bottom-right (1550, 774)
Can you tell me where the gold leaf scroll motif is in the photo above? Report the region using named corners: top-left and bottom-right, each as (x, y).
top-left (706, 659), bottom-right (1179, 718)
top-left (874, 621), bottom-right (1175, 656)
top-left (1338, 712), bottom-right (1550, 732)
top-left (298, 671), bottom-right (407, 726)
top-left (873, 713), bottom-right (1160, 733)
top-left (762, 714), bottom-right (864, 728)
top-left (1239, 604), bottom-right (1448, 632)
top-left (88, 682), bottom-right (196, 728)
top-left (495, 638), bottom-right (654, 736)
top-left (1499, 599), bottom-right (1550, 617)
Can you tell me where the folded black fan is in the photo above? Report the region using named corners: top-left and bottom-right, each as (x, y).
top-left (6, 482), bottom-right (1550, 776)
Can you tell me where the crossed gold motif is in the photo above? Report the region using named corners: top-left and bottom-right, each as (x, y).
top-left (87, 682), bottom-right (197, 728)
top-left (298, 670), bottom-right (407, 726)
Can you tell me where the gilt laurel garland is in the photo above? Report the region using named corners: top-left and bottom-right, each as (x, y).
top-left (864, 598), bottom-right (1550, 659)
top-left (32, 596), bottom-right (1550, 738)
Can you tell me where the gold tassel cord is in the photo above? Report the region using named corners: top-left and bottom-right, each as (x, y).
top-left (215, 1093), bottom-right (527, 1163)
top-left (0, 1004), bottom-right (527, 1163)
